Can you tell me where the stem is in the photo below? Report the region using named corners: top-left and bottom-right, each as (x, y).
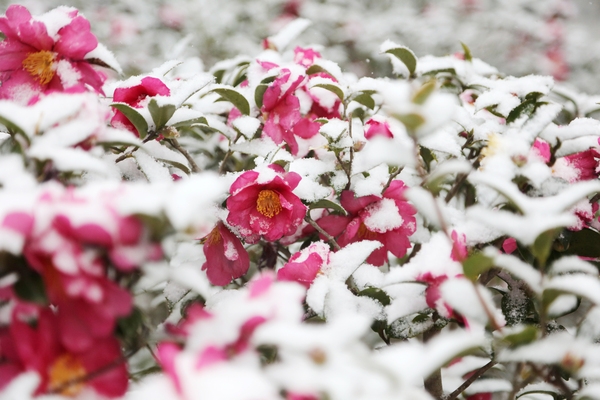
top-left (305, 215), bottom-right (341, 251)
top-left (381, 167), bottom-right (403, 194)
top-left (168, 138), bottom-right (200, 173)
top-left (444, 173), bottom-right (468, 203)
top-left (423, 323), bottom-right (444, 398)
top-left (446, 360), bottom-right (496, 400)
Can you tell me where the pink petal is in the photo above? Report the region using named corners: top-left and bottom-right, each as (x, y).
top-left (54, 15), bottom-right (98, 59)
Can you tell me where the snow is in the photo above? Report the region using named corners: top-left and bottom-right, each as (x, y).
top-left (232, 116), bottom-right (261, 139)
top-left (441, 278), bottom-right (506, 327)
top-left (548, 256), bottom-right (598, 276)
top-left (288, 158), bottom-right (335, 201)
top-left (266, 18), bottom-right (311, 51)
top-left (544, 274), bottom-right (600, 306)
top-left (363, 198), bottom-right (403, 232)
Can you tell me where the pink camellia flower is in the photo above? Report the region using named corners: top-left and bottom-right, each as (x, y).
top-left (316, 180), bottom-right (416, 266)
top-left (417, 272), bottom-right (466, 326)
top-left (3, 303), bottom-right (128, 397)
top-left (552, 149), bottom-right (599, 183)
top-left (450, 230), bottom-right (468, 262)
top-left (294, 46), bottom-right (321, 68)
top-left (111, 76), bottom-right (171, 136)
top-left (226, 164), bottom-right (307, 243)
top-left (364, 116), bottom-right (394, 139)
top-left (201, 222), bottom-right (250, 286)
top-left (0, 5), bottom-right (107, 104)
top-left (261, 69), bottom-right (320, 155)
top-left (277, 241), bottom-right (330, 288)
top-left (11, 185), bottom-right (161, 352)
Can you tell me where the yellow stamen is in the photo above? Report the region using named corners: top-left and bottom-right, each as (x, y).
top-left (204, 226), bottom-right (222, 245)
top-left (48, 354), bottom-right (86, 397)
top-left (256, 190), bottom-right (282, 218)
top-left (22, 50), bottom-right (55, 85)
top-left (357, 222), bottom-right (377, 240)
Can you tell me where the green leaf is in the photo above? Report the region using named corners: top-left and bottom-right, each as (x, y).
top-left (213, 69), bottom-right (225, 84)
top-left (312, 83), bottom-right (345, 102)
top-left (501, 325), bottom-right (538, 348)
top-left (531, 228), bottom-right (560, 267)
top-left (394, 113), bottom-right (425, 131)
top-left (351, 91), bottom-right (376, 109)
top-left (211, 88), bottom-right (250, 115)
top-left (460, 42), bottom-right (473, 62)
top-left (111, 103), bottom-right (150, 139)
top-left (0, 115), bottom-right (26, 137)
top-left (171, 116), bottom-right (209, 129)
top-left (559, 228), bottom-right (600, 258)
top-left (147, 99), bottom-right (176, 132)
top-left (505, 99), bottom-right (537, 124)
top-left (462, 252), bottom-right (494, 281)
top-left (306, 64), bottom-right (329, 75)
top-left (14, 272), bottom-right (47, 305)
top-left (384, 46), bottom-right (417, 77)
top-left (255, 84), bottom-right (269, 109)
top-left (358, 287), bottom-right (391, 306)
top-left (309, 199), bottom-right (347, 215)
top-left (412, 80), bottom-right (437, 105)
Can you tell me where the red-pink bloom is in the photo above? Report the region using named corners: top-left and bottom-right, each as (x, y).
top-left (305, 72), bottom-right (342, 120)
top-left (294, 46), bottom-right (321, 68)
top-left (502, 237), bottom-right (518, 254)
top-left (226, 164), bottom-right (307, 243)
top-left (277, 241), bottom-right (330, 288)
top-left (0, 5), bottom-right (106, 104)
top-left (450, 230), bottom-right (468, 262)
top-left (3, 303), bottom-right (127, 397)
top-left (111, 76), bottom-right (171, 136)
top-left (316, 180), bottom-right (416, 266)
top-left (552, 149), bottom-right (600, 182)
top-left (261, 69), bottom-right (320, 155)
top-left (417, 272), bottom-right (466, 325)
top-left (364, 117), bottom-right (394, 139)
top-left (201, 222), bottom-right (250, 286)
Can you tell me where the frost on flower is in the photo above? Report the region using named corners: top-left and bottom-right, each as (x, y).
top-left (226, 164), bottom-right (307, 243)
top-left (316, 180), bottom-right (416, 266)
top-left (0, 5), bottom-right (114, 104)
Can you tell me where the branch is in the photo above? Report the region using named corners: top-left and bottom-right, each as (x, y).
top-left (446, 360), bottom-right (496, 400)
top-left (305, 215), bottom-right (341, 251)
top-left (168, 138), bottom-right (201, 173)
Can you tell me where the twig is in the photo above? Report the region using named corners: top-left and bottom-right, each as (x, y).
top-left (305, 215), bottom-right (341, 251)
top-left (168, 138), bottom-right (200, 173)
top-left (446, 360), bottom-right (496, 400)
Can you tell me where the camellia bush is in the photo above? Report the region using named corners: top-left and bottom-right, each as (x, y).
top-left (4, 4), bottom-right (600, 400)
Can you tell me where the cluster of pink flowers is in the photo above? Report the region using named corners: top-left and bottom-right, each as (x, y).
top-left (0, 184), bottom-right (161, 397)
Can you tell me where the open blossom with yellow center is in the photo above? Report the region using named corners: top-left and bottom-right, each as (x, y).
top-left (0, 5), bottom-right (110, 103)
top-left (256, 189), bottom-right (282, 218)
top-left (48, 354), bottom-right (87, 396)
top-left (22, 50), bottom-right (56, 85)
top-left (226, 164), bottom-right (307, 243)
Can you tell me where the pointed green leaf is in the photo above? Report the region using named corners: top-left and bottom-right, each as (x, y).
top-left (312, 83), bottom-right (345, 102)
top-left (147, 99), bottom-right (176, 132)
top-left (531, 228), bottom-right (560, 267)
top-left (111, 103), bottom-right (149, 139)
top-left (171, 116), bottom-right (209, 129)
top-left (211, 88), bottom-right (250, 115)
top-left (462, 252), bottom-right (494, 281)
top-left (394, 112), bottom-right (425, 131)
top-left (460, 42), bottom-right (473, 62)
top-left (352, 91), bottom-right (376, 109)
top-left (309, 199), bottom-right (347, 215)
top-left (501, 325), bottom-right (538, 348)
top-left (255, 84), bottom-right (269, 109)
top-left (306, 64), bottom-right (329, 75)
top-left (358, 287), bottom-right (391, 306)
top-left (412, 80), bottom-right (437, 105)
top-left (384, 46), bottom-right (417, 76)
top-left (0, 115), bottom-right (27, 138)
